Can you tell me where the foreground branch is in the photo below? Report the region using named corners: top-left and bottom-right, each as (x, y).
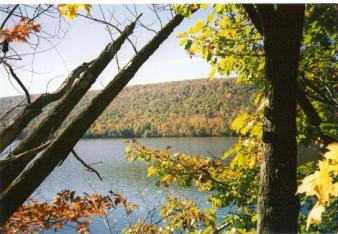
top-left (3, 62), bottom-right (31, 104)
top-left (296, 85), bottom-right (336, 145)
top-left (71, 149), bottom-right (103, 181)
top-left (0, 62), bottom-right (89, 153)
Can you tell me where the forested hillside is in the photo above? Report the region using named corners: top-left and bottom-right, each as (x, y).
top-left (0, 78), bottom-right (255, 138)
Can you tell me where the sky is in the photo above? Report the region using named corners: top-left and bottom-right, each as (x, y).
top-left (0, 4), bottom-right (213, 98)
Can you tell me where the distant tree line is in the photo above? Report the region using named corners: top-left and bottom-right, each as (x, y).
top-left (0, 78), bottom-right (255, 138)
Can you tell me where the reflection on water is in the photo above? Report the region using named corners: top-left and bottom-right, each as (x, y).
top-left (35, 137), bottom-right (319, 233)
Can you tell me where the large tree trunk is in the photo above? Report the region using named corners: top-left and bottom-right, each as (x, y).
top-left (242, 4), bottom-right (335, 149)
top-left (0, 13), bottom-right (185, 225)
top-left (257, 5), bottom-right (305, 233)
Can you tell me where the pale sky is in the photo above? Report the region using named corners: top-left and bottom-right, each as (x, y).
top-left (0, 5), bottom-right (213, 98)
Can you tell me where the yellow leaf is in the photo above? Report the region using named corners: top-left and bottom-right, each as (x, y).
top-left (231, 113), bottom-right (250, 132)
top-left (200, 4), bottom-right (208, 9)
top-left (200, 46), bottom-right (208, 58)
top-left (146, 167), bottom-right (157, 177)
top-left (324, 143), bottom-right (338, 163)
top-left (58, 4), bottom-right (91, 20)
top-left (208, 65), bottom-right (216, 80)
top-left (176, 32), bottom-right (187, 38)
top-left (207, 14), bottom-right (215, 24)
top-left (200, 28), bottom-right (212, 39)
top-left (191, 43), bottom-right (200, 54)
top-left (214, 4), bottom-right (224, 13)
top-left (179, 38), bottom-right (188, 46)
top-left (306, 202), bottom-right (325, 230)
top-left (188, 20), bottom-right (204, 34)
top-left (257, 62), bottom-right (264, 71)
top-left (219, 58), bottom-right (227, 70)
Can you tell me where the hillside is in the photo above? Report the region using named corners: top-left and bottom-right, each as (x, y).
top-left (0, 78), bottom-right (256, 138)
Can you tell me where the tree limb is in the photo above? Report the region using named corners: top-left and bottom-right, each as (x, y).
top-left (255, 4), bottom-right (275, 35)
top-left (0, 4), bottom-right (19, 30)
top-left (242, 4), bottom-right (264, 36)
top-left (296, 84), bottom-right (336, 145)
top-left (3, 61), bottom-right (31, 104)
top-left (71, 149), bottom-right (102, 181)
top-left (0, 62), bottom-right (90, 153)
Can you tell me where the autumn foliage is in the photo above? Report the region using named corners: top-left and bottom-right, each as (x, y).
top-left (0, 190), bottom-right (138, 234)
top-left (0, 17), bottom-right (40, 43)
top-left (297, 143), bottom-right (338, 230)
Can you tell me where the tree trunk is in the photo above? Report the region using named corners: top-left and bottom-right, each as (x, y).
top-left (257, 5), bottom-right (305, 233)
top-left (0, 13), bottom-right (185, 225)
top-left (242, 4), bottom-right (335, 149)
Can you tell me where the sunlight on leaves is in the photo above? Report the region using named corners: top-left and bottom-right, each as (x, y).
top-left (58, 4), bottom-right (92, 20)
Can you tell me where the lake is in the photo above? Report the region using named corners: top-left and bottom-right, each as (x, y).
top-left (34, 137), bottom-right (318, 233)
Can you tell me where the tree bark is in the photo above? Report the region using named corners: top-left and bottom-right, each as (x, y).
top-left (0, 13), bottom-right (185, 225)
top-left (242, 4), bottom-right (335, 148)
top-left (0, 63), bottom-right (86, 153)
top-left (0, 19), bottom-right (137, 195)
top-left (257, 5), bottom-right (305, 233)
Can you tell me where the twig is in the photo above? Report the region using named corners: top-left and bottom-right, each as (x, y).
top-left (3, 61), bottom-right (31, 103)
top-left (0, 140), bottom-right (51, 166)
top-left (0, 98), bottom-right (26, 124)
top-left (152, 4), bottom-right (163, 29)
top-left (77, 13), bottom-right (139, 54)
top-left (215, 222), bottom-right (231, 233)
top-left (71, 149), bottom-right (103, 181)
top-left (0, 4), bottom-right (19, 30)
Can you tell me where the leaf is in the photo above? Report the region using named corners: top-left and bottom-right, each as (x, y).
top-left (179, 38), bottom-right (188, 46)
top-left (207, 14), bottom-right (215, 24)
top-left (0, 19), bottom-right (41, 43)
top-left (147, 166), bottom-right (157, 177)
top-left (188, 20), bottom-right (204, 34)
top-left (306, 202), bottom-right (325, 230)
top-left (58, 4), bottom-right (92, 20)
top-left (200, 4), bottom-right (208, 9)
top-left (208, 65), bottom-right (216, 80)
top-left (324, 143), bottom-right (338, 162)
top-left (214, 4), bottom-right (224, 13)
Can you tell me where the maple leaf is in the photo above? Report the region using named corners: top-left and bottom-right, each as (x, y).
top-left (58, 4), bottom-right (92, 20)
top-left (0, 18), bottom-right (41, 43)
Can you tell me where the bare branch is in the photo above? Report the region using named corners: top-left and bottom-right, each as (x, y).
top-left (0, 4), bottom-right (19, 30)
top-left (77, 13), bottom-right (139, 54)
top-left (3, 61), bottom-right (31, 104)
top-left (0, 61), bottom-right (90, 154)
top-left (0, 140), bottom-right (51, 167)
top-left (71, 149), bottom-right (103, 181)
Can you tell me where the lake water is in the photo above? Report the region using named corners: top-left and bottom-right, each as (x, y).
top-left (34, 137), bottom-right (318, 233)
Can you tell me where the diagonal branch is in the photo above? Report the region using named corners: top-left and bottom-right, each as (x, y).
top-left (0, 4), bottom-right (19, 30)
top-left (77, 13), bottom-right (139, 54)
top-left (71, 149), bottom-right (102, 181)
top-left (0, 62), bottom-right (90, 153)
top-left (3, 62), bottom-right (31, 104)
top-left (255, 4), bottom-right (275, 35)
top-left (242, 4), bottom-right (263, 36)
top-left (296, 84), bottom-right (336, 145)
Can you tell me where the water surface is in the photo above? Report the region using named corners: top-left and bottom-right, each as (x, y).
top-left (33, 137), bottom-right (318, 233)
